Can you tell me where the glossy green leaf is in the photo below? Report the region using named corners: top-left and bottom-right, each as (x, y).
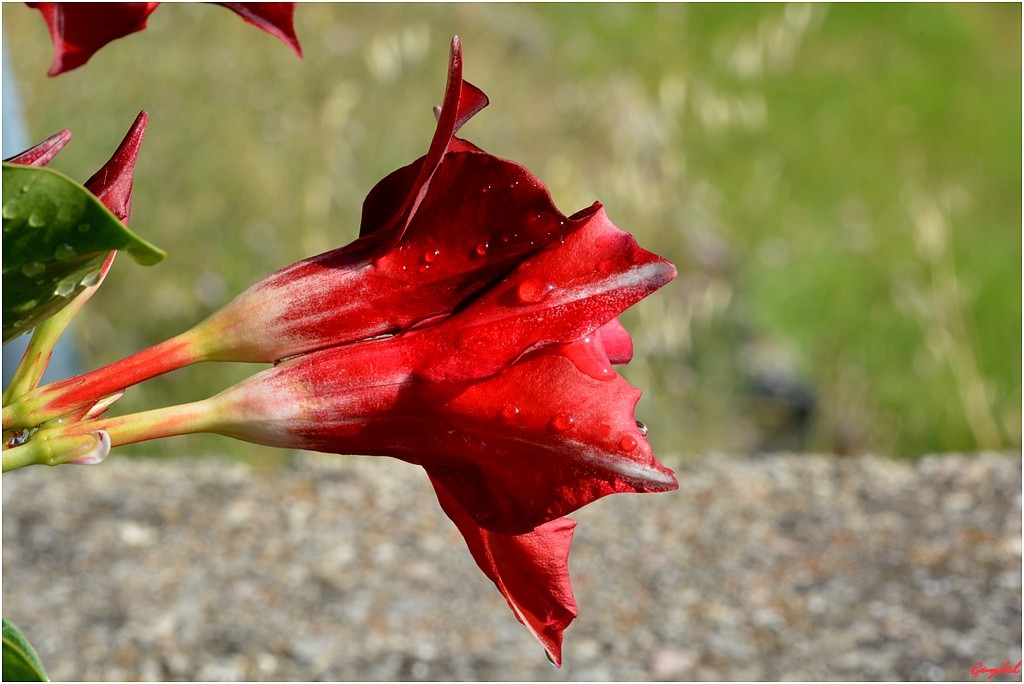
top-left (2, 162), bottom-right (165, 343)
top-left (2, 617), bottom-right (48, 681)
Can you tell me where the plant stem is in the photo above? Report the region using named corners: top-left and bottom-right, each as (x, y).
top-left (58, 399), bottom-right (217, 448)
top-left (3, 330), bottom-right (205, 431)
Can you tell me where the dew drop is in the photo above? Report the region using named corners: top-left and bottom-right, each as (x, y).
top-left (7, 429), bottom-right (30, 448)
top-left (620, 435), bottom-right (638, 452)
top-left (55, 277), bottom-right (77, 297)
top-left (2, 202), bottom-right (16, 219)
top-left (636, 420), bottom-right (649, 437)
top-left (27, 212), bottom-right (45, 228)
top-left (597, 423), bottom-right (612, 438)
top-left (81, 270), bottom-right (102, 288)
top-left (20, 184), bottom-right (29, 193)
top-left (55, 243), bottom-right (76, 260)
top-left (516, 278), bottom-right (555, 304)
top-left (473, 242), bottom-right (489, 257)
top-left (550, 413), bottom-right (575, 433)
top-left (21, 262), bottom-right (44, 278)
top-left (500, 403), bottom-right (521, 422)
top-left (418, 263), bottom-right (431, 273)
top-left (421, 249), bottom-right (440, 264)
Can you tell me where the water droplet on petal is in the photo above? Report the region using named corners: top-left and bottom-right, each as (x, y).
top-left (81, 270), bottom-right (102, 287)
top-left (27, 212), bottom-right (45, 228)
top-left (14, 299), bottom-right (38, 313)
top-left (620, 435), bottom-right (638, 452)
top-left (21, 262), bottom-right (44, 278)
top-left (597, 423), bottom-right (612, 438)
top-left (500, 403), bottom-right (520, 422)
top-left (55, 277), bottom-right (77, 297)
top-left (54, 243), bottom-right (75, 260)
top-left (20, 185), bottom-right (29, 193)
top-left (516, 278), bottom-right (555, 304)
top-left (550, 413), bottom-right (575, 433)
top-left (421, 249), bottom-right (439, 264)
top-left (636, 420), bottom-right (649, 437)
top-left (474, 242), bottom-right (489, 257)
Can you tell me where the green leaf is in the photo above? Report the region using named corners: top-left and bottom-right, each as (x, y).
top-left (2, 162), bottom-right (165, 344)
top-left (2, 617), bottom-right (48, 681)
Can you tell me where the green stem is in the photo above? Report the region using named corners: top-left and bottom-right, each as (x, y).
top-left (53, 398), bottom-right (217, 448)
top-left (2, 432), bottom-right (106, 472)
top-left (3, 330), bottom-right (205, 431)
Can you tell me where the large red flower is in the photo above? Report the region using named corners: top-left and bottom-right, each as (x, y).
top-left (190, 201), bottom-right (677, 534)
top-left (6, 38), bottom-right (587, 426)
top-left (27, 2), bottom-right (301, 76)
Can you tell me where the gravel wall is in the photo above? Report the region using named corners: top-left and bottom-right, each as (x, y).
top-left (3, 451), bottom-right (1021, 681)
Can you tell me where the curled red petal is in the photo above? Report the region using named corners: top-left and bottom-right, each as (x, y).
top-left (595, 317), bottom-right (634, 365)
top-left (213, 2), bottom-right (303, 58)
top-left (28, 2), bottom-right (160, 76)
top-left (430, 475), bottom-right (578, 668)
top-left (366, 36), bottom-right (488, 246)
top-left (419, 204), bottom-right (676, 383)
top-left (3, 129), bottom-right (72, 166)
top-left (84, 111), bottom-right (148, 223)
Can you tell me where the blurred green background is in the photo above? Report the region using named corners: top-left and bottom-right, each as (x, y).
top-left (4, 3), bottom-right (1021, 463)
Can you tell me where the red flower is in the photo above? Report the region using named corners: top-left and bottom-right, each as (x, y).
top-left (6, 38), bottom-right (586, 424)
top-left (27, 2), bottom-right (301, 76)
top-left (195, 201), bottom-right (677, 534)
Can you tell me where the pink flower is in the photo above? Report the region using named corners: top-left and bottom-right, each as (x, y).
top-left (27, 2), bottom-right (301, 76)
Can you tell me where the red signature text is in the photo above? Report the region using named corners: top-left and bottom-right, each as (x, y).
top-left (971, 660), bottom-right (1022, 679)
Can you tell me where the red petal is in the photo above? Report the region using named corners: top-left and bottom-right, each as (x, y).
top-left (420, 204), bottom-right (676, 383)
top-left (198, 150), bottom-right (583, 362)
top-left (213, 335), bottom-right (677, 535)
top-left (596, 317), bottom-right (634, 365)
top-left (28, 2), bottom-right (160, 76)
top-left (213, 2), bottom-right (302, 58)
top-left (366, 36), bottom-right (488, 246)
top-left (84, 111), bottom-right (148, 223)
top-left (430, 475), bottom-right (578, 668)
top-left (3, 129), bottom-right (72, 166)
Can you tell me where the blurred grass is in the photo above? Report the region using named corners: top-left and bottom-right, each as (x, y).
top-left (3, 4), bottom-right (1020, 461)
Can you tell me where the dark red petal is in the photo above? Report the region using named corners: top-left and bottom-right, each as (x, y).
top-left (3, 129), bottom-right (72, 166)
top-left (84, 111), bottom-right (148, 223)
top-left (430, 475), bottom-right (578, 668)
top-left (596, 317), bottom-right (634, 365)
top-left (217, 333), bottom-right (676, 535)
top-left (200, 150), bottom-right (584, 362)
top-left (420, 204), bottom-right (676, 383)
top-left (421, 351), bottom-right (678, 534)
top-left (366, 36), bottom-right (489, 246)
top-left (213, 2), bottom-right (302, 58)
top-left (28, 2), bottom-right (160, 76)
